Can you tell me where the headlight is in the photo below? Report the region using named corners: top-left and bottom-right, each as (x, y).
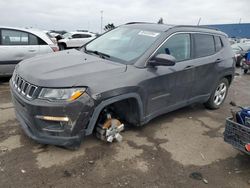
top-left (38, 88), bottom-right (86, 101)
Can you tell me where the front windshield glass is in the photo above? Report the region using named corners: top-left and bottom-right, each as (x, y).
top-left (84, 27), bottom-right (162, 64)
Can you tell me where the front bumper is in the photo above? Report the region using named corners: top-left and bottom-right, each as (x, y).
top-left (10, 80), bottom-right (95, 147)
top-left (15, 111), bottom-right (82, 147)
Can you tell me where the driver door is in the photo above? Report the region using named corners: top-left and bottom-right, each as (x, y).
top-left (144, 33), bottom-right (196, 116)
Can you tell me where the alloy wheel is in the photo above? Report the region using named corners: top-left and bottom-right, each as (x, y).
top-left (213, 83), bottom-right (227, 106)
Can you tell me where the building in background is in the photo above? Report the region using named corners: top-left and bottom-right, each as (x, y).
top-left (206, 23), bottom-right (250, 38)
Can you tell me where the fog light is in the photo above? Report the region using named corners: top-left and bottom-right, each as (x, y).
top-left (35, 115), bottom-right (69, 122)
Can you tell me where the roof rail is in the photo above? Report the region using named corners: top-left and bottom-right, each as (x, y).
top-left (172, 25), bottom-right (219, 31)
top-left (125, 22), bottom-right (219, 30)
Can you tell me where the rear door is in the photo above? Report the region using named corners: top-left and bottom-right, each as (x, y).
top-left (67, 34), bottom-right (81, 47)
top-left (69, 34), bottom-right (93, 47)
top-left (79, 34), bottom-right (95, 45)
top-left (0, 29), bottom-right (40, 74)
top-left (190, 33), bottom-right (223, 100)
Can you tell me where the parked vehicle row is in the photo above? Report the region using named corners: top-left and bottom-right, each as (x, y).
top-left (0, 27), bottom-right (99, 77)
top-left (231, 43), bottom-right (250, 67)
top-left (0, 27), bottom-right (59, 76)
top-left (242, 51), bottom-right (250, 74)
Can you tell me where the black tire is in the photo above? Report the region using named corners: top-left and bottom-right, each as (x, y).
top-left (204, 78), bottom-right (229, 109)
top-left (58, 43), bottom-right (66, 51)
top-left (244, 69), bottom-right (248, 74)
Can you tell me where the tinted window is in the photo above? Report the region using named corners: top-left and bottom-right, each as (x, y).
top-left (38, 37), bottom-right (47, 45)
top-left (72, 34), bottom-right (92, 38)
top-left (194, 34), bottom-right (215, 58)
top-left (214, 36), bottom-right (223, 52)
top-left (155, 34), bottom-right (191, 62)
top-left (72, 34), bottom-right (81, 38)
top-left (1, 29), bottom-right (28, 45)
top-left (29, 34), bottom-right (39, 45)
top-left (80, 34), bottom-right (91, 38)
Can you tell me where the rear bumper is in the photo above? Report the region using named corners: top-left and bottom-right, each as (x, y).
top-left (10, 80), bottom-right (95, 148)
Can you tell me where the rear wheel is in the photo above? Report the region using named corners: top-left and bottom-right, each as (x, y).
top-left (204, 78), bottom-right (229, 109)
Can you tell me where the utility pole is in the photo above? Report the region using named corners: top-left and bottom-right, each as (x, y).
top-left (197, 17), bottom-right (201, 26)
top-left (100, 10), bottom-right (103, 34)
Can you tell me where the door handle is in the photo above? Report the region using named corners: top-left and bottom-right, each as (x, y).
top-left (215, 58), bottom-right (222, 63)
top-left (184, 65), bottom-right (195, 70)
top-left (29, 49), bottom-right (36, 52)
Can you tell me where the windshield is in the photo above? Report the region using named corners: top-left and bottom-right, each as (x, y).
top-left (84, 27), bottom-right (162, 64)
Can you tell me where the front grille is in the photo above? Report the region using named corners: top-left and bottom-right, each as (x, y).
top-left (12, 73), bottom-right (38, 100)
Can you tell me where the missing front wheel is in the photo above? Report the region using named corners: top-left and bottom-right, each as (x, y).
top-left (95, 112), bottom-right (124, 143)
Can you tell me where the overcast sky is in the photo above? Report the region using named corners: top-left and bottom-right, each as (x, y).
top-left (0, 0), bottom-right (249, 33)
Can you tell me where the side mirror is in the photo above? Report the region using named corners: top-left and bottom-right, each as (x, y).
top-left (149, 54), bottom-right (176, 66)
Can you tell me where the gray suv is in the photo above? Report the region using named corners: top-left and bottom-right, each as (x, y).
top-left (10, 23), bottom-right (235, 148)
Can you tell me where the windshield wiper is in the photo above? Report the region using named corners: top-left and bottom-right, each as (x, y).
top-left (84, 48), bottom-right (110, 59)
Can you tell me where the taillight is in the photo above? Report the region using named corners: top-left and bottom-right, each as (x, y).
top-left (50, 45), bottom-right (59, 52)
top-left (245, 144), bottom-right (250, 152)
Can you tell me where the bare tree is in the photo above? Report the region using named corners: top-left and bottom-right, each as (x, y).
top-left (104, 23), bottom-right (115, 31)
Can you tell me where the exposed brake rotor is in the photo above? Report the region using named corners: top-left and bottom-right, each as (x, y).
top-left (95, 114), bottom-right (124, 143)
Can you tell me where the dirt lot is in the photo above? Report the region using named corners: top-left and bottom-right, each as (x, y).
top-left (0, 70), bottom-right (250, 188)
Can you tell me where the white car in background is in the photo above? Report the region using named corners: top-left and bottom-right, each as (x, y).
top-left (0, 26), bottom-right (59, 76)
top-left (58, 31), bottom-right (96, 50)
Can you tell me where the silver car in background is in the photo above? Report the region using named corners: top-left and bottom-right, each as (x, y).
top-left (0, 26), bottom-right (59, 76)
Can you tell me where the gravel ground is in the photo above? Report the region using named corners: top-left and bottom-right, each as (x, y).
top-left (0, 69), bottom-right (250, 188)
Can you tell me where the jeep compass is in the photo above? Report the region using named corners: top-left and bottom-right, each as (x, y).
top-left (10, 23), bottom-right (235, 148)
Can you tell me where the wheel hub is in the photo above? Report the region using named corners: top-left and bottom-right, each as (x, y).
top-left (96, 116), bottom-right (124, 143)
top-left (105, 119), bottom-right (124, 142)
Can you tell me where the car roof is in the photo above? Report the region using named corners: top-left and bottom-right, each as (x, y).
top-left (68, 31), bottom-right (95, 35)
top-left (123, 22), bottom-right (174, 32)
top-left (123, 22), bottom-right (227, 36)
top-left (0, 26), bottom-right (54, 44)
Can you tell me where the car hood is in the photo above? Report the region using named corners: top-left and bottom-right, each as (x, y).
top-left (16, 49), bottom-right (127, 87)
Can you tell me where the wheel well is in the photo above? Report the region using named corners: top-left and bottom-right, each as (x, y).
top-left (98, 98), bottom-right (141, 126)
top-left (224, 75), bottom-right (232, 85)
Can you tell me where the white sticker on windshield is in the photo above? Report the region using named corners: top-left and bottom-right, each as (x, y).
top-left (138, 31), bottom-right (160, 37)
